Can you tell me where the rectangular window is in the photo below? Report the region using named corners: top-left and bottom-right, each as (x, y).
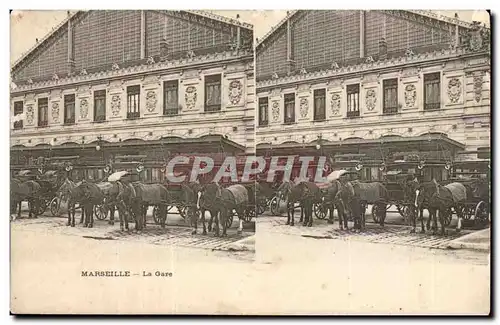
top-left (383, 79), bottom-right (398, 115)
top-left (94, 90), bottom-right (106, 122)
top-left (204, 74), bottom-right (222, 112)
top-left (64, 94), bottom-right (75, 125)
top-left (127, 85), bottom-right (140, 119)
top-left (284, 93), bottom-right (295, 124)
top-left (13, 101), bottom-right (23, 129)
top-left (424, 72), bottom-right (441, 110)
top-left (38, 98), bottom-right (48, 127)
top-left (313, 89), bottom-right (326, 121)
top-left (346, 84), bottom-right (360, 118)
top-left (258, 97), bottom-right (269, 126)
top-left (163, 80), bottom-right (179, 116)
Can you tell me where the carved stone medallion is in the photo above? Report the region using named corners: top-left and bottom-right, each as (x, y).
top-left (111, 95), bottom-right (121, 116)
top-left (26, 104), bottom-right (34, 125)
top-left (330, 93), bottom-right (341, 116)
top-left (228, 80), bottom-right (243, 105)
top-left (80, 98), bottom-right (89, 119)
top-left (146, 91), bottom-right (157, 112)
top-left (447, 78), bottom-right (462, 104)
top-left (473, 74), bottom-right (483, 103)
top-left (365, 89), bottom-right (376, 111)
top-left (299, 98), bottom-right (308, 118)
top-left (51, 102), bottom-right (60, 122)
top-left (271, 101), bottom-right (279, 122)
top-left (185, 86), bottom-right (197, 109)
top-left (404, 84), bottom-right (417, 108)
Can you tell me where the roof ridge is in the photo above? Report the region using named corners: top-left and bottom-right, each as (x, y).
top-left (256, 10), bottom-right (298, 48)
top-left (256, 10), bottom-right (488, 50)
top-left (11, 10), bottom-right (253, 72)
top-left (11, 10), bottom-right (79, 71)
top-left (186, 10), bottom-right (253, 30)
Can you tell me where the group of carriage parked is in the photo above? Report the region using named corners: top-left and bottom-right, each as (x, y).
top-left (10, 160), bottom-right (490, 237)
top-left (262, 168), bottom-right (490, 236)
top-left (10, 168), bottom-right (267, 237)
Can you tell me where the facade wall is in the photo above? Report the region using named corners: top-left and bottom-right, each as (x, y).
top-left (11, 55), bottom-right (255, 154)
top-left (256, 53), bottom-right (490, 154)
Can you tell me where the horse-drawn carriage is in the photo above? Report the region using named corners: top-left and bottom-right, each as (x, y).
top-left (443, 160), bottom-right (490, 226)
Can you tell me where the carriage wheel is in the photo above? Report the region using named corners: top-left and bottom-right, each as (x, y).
top-left (94, 205), bottom-right (107, 220)
top-left (37, 199), bottom-right (48, 215)
top-left (457, 206), bottom-right (472, 220)
top-left (371, 205), bottom-right (381, 223)
top-left (441, 208), bottom-right (452, 227)
top-left (226, 212), bottom-right (234, 228)
top-left (49, 197), bottom-right (60, 217)
top-left (244, 208), bottom-right (255, 222)
top-left (257, 203), bottom-right (266, 216)
top-left (269, 197), bottom-right (279, 216)
top-left (314, 203), bottom-right (327, 220)
top-left (153, 206), bottom-right (161, 225)
top-left (401, 205), bottom-right (416, 224)
top-left (177, 205), bottom-right (187, 219)
top-left (396, 204), bottom-right (404, 217)
top-left (474, 201), bottom-right (489, 225)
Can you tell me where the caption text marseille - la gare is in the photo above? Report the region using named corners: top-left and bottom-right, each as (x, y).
top-left (81, 270), bottom-right (173, 277)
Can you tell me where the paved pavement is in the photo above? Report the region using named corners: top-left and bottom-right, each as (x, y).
top-left (259, 207), bottom-right (490, 252)
top-left (11, 204), bottom-right (255, 253)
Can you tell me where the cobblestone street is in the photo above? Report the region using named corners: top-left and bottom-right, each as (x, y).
top-left (11, 204), bottom-right (255, 254)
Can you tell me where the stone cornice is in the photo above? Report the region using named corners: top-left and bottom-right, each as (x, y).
top-left (11, 50), bottom-right (253, 95)
top-left (256, 112), bottom-right (491, 137)
top-left (256, 48), bottom-right (490, 90)
top-left (10, 113), bottom-right (249, 139)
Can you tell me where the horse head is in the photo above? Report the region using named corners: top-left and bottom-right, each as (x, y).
top-left (199, 182), bottom-right (222, 209)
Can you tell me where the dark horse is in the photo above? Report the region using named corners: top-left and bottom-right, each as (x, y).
top-left (416, 180), bottom-right (467, 235)
top-left (11, 178), bottom-right (42, 220)
top-left (199, 183), bottom-right (249, 237)
top-left (58, 178), bottom-right (85, 227)
top-left (286, 181), bottom-right (322, 227)
top-left (77, 181), bottom-right (105, 228)
top-left (130, 183), bottom-right (169, 230)
top-left (320, 180), bottom-right (348, 230)
top-left (336, 180), bottom-right (388, 231)
top-left (178, 182), bottom-right (203, 235)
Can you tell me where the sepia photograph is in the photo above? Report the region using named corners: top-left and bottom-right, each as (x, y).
top-left (8, 8), bottom-right (492, 316)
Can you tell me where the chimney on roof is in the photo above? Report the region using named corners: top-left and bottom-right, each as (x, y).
top-left (379, 37), bottom-right (387, 59)
top-left (36, 38), bottom-right (39, 43)
top-left (454, 12), bottom-right (459, 19)
top-left (67, 10), bottom-right (70, 16)
top-left (236, 14), bottom-right (240, 19)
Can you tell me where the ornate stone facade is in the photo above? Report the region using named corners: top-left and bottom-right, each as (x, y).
top-left (184, 86), bottom-right (197, 109)
top-left (111, 95), bottom-right (121, 116)
top-left (146, 91), bottom-right (157, 112)
top-left (404, 84), bottom-right (417, 108)
top-left (447, 78), bottom-right (462, 104)
top-left (228, 80), bottom-right (243, 105)
top-left (365, 89), bottom-right (377, 111)
top-left (80, 98), bottom-right (89, 119)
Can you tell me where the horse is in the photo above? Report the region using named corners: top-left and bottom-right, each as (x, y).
top-left (10, 178), bottom-right (42, 220)
top-left (416, 179), bottom-right (467, 235)
top-left (94, 181), bottom-right (125, 226)
top-left (58, 178), bottom-right (85, 227)
top-left (199, 182), bottom-right (249, 237)
top-left (320, 180), bottom-right (348, 230)
top-left (130, 182), bottom-right (169, 230)
top-left (77, 181), bottom-right (106, 228)
top-left (179, 182), bottom-right (203, 235)
top-left (114, 180), bottom-right (137, 231)
top-left (286, 181), bottom-right (322, 227)
top-left (336, 180), bottom-right (388, 231)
